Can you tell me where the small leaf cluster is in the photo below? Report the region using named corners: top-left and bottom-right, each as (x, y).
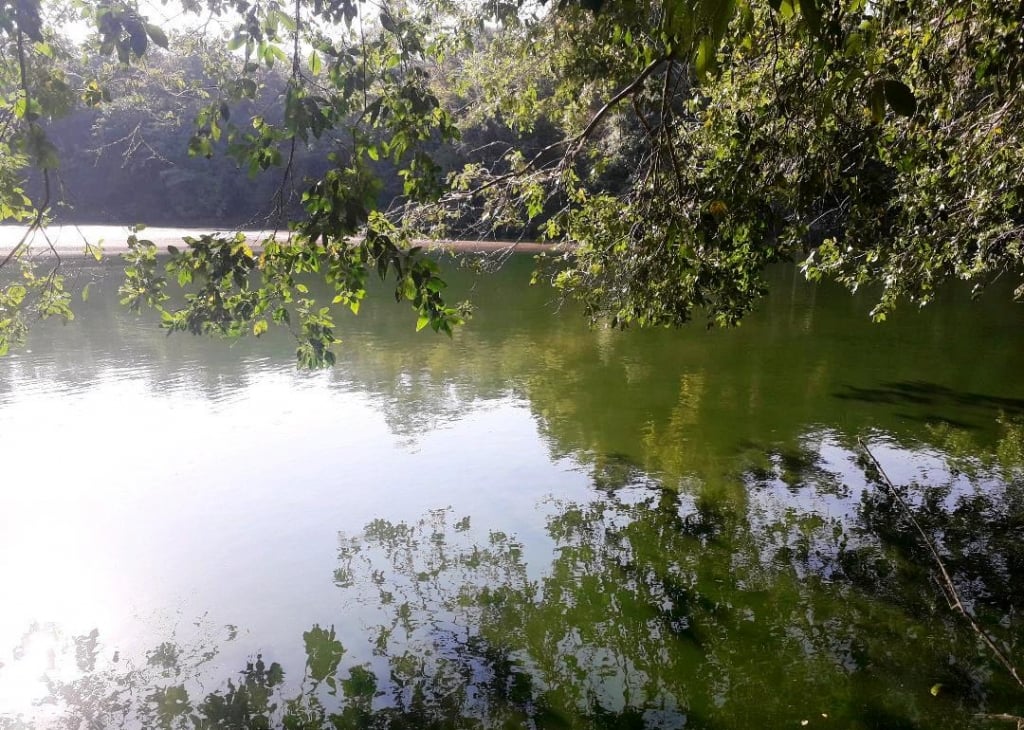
top-left (118, 219), bottom-right (463, 368)
top-left (0, 260), bottom-right (74, 356)
top-left (92, 2), bottom-right (168, 65)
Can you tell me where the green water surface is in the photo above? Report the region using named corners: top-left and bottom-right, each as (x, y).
top-left (1, 255), bottom-right (1023, 729)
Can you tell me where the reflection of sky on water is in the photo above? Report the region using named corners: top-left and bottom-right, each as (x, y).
top-left (740, 428), bottom-right (1002, 585)
top-left (0, 225), bottom-right (267, 253)
top-left (0, 361), bottom-right (594, 718)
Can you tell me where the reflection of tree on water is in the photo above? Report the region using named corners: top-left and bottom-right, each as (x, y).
top-left (6, 261), bottom-right (1023, 463)
top-left (7, 436), bottom-right (1023, 729)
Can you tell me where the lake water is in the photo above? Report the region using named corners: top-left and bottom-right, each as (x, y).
top-left (1, 254), bottom-right (1023, 728)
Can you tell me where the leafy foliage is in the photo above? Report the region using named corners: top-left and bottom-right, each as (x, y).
top-left (2, 0), bottom-right (1023, 362)
top-left (438, 0), bottom-right (1024, 326)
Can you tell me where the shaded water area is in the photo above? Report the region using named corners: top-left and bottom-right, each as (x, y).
top-left (2, 255), bottom-right (1024, 729)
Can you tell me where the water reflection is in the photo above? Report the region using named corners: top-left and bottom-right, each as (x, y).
top-left (4, 433), bottom-right (1023, 728)
top-left (2, 258), bottom-right (1024, 727)
top-left (4, 260), bottom-right (1023, 458)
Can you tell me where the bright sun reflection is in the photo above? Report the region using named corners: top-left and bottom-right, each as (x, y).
top-left (0, 369), bottom-right (343, 713)
top-left (0, 625), bottom-right (64, 718)
top-left (0, 350), bottom-right (577, 719)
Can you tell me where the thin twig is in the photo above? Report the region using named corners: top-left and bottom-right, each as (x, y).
top-left (271, 0), bottom-right (303, 223)
top-left (659, 62), bottom-right (685, 196)
top-left (452, 56), bottom-right (669, 202)
top-left (564, 55), bottom-right (668, 161)
top-left (974, 713), bottom-right (1024, 729)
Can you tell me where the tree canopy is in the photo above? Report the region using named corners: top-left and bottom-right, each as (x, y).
top-left (1, 0), bottom-right (1022, 363)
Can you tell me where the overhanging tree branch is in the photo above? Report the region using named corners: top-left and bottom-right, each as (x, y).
top-left (563, 55), bottom-right (669, 161)
top-left (448, 55), bottom-right (669, 203)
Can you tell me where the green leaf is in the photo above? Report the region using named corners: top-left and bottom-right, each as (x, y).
top-left (708, 0), bottom-right (736, 41)
top-left (309, 50), bottom-right (322, 76)
top-left (146, 24), bottom-right (169, 49)
top-left (416, 315), bottom-right (430, 331)
top-left (695, 35), bottom-right (716, 80)
top-left (81, 282), bottom-right (92, 302)
top-left (6, 285), bottom-right (27, 305)
top-left (868, 80), bottom-right (886, 123)
top-left (276, 9), bottom-right (297, 31)
top-left (883, 79), bottom-right (917, 117)
top-left (800, 0), bottom-right (821, 37)
top-left (270, 45), bottom-right (289, 63)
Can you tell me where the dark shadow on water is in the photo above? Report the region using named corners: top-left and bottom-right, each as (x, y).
top-left (835, 381), bottom-right (1024, 422)
top-left (856, 705), bottom-right (920, 730)
top-left (892, 412), bottom-right (979, 431)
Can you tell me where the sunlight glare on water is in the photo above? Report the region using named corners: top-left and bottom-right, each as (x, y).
top-left (0, 314), bottom-right (594, 720)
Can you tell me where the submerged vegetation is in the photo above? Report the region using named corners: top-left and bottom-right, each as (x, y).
top-left (1, 0), bottom-right (1023, 362)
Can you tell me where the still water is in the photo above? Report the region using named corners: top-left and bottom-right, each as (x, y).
top-left (1, 255), bottom-right (1023, 728)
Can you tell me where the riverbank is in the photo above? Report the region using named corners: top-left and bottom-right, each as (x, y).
top-left (0, 225), bottom-right (566, 258)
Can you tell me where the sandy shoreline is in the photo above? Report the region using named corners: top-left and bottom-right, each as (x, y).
top-left (0, 226), bottom-right (566, 258)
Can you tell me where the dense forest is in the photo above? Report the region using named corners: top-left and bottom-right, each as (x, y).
top-left (2, 0), bottom-right (1023, 362)
top-left (32, 50), bottom-right (568, 230)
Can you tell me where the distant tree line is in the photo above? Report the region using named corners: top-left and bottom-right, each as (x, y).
top-left (31, 49), bottom-right (567, 231)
